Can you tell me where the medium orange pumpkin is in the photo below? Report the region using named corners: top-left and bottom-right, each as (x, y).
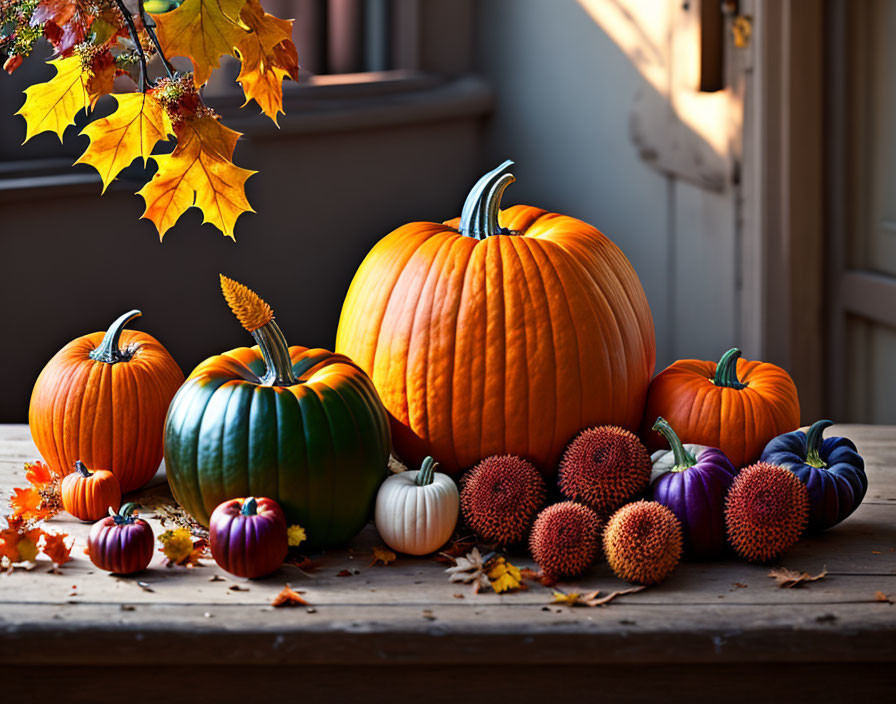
top-left (641, 348), bottom-right (801, 469)
top-left (29, 310), bottom-right (184, 492)
top-left (61, 461), bottom-right (122, 521)
top-left (336, 161), bottom-right (656, 475)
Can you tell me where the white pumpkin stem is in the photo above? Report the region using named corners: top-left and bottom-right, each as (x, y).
top-left (415, 456), bottom-right (438, 486)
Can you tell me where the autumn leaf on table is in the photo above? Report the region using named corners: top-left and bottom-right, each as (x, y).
top-left (138, 106), bottom-right (255, 239)
top-left (151, 0), bottom-right (251, 87)
top-left (234, 0), bottom-right (298, 124)
top-left (487, 557), bottom-right (524, 593)
top-left (0, 516), bottom-right (45, 565)
top-left (77, 92), bottom-right (172, 192)
top-left (370, 546), bottom-right (397, 566)
top-left (271, 584), bottom-right (308, 607)
top-left (768, 567), bottom-right (828, 589)
top-left (550, 586), bottom-right (645, 608)
top-left (158, 527), bottom-right (208, 567)
top-left (39, 531), bottom-right (73, 566)
top-left (287, 524), bottom-right (306, 549)
top-left (9, 460), bottom-right (65, 521)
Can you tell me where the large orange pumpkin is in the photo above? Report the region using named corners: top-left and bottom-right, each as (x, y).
top-left (336, 161), bottom-right (656, 475)
top-left (29, 310), bottom-right (184, 492)
top-left (640, 348), bottom-right (801, 469)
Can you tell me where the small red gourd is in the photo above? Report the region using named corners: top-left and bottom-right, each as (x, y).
top-left (87, 503), bottom-right (154, 574)
top-left (61, 461), bottom-right (122, 521)
top-left (209, 496), bottom-right (289, 579)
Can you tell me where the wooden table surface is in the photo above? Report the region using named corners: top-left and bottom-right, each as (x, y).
top-left (1, 423), bottom-right (894, 702)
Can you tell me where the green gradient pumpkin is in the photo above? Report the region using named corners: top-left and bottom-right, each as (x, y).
top-left (163, 276), bottom-right (391, 548)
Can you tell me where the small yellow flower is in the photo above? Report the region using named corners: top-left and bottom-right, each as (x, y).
top-left (287, 524), bottom-right (306, 548)
top-left (159, 528), bottom-right (194, 563)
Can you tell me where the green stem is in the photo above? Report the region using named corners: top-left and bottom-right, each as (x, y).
top-left (712, 348), bottom-right (748, 389)
top-left (74, 460), bottom-right (92, 478)
top-left (652, 417), bottom-right (697, 471)
top-left (805, 419), bottom-right (833, 468)
top-left (88, 310), bottom-right (142, 363)
top-left (113, 503), bottom-right (140, 525)
top-left (458, 160), bottom-right (516, 240)
top-left (252, 321), bottom-right (298, 386)
top-left (415, 456), bottom-right (437, 486)
top-left (241, 497), bottom-right (258, 516)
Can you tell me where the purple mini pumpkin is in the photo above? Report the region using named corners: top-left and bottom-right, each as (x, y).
top-left (209, 496), bottom-right (288, 579)
top-left (87, 503), bottom-right (154, 574)
top-left (649, 417), bottom-right (738, 559)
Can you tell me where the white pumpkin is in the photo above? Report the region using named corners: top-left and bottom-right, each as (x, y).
top-left (374, 457), bottom-right (459, 556)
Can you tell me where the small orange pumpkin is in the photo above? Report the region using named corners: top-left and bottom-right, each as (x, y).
top-left (29, 310), bottom-right (184, 492)
top-left (61, 461), bottom-right (122, 521)
top-left (641, 348), bottom-right (800, 469)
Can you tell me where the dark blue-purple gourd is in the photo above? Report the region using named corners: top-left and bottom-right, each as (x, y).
top-left (760, 420), bottom-right (867, 531)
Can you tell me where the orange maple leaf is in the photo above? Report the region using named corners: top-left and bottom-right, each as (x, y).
top-left (39, 531), bottom-right (73, 566)
top-left (234, 0), bottom-right (298, 124)
top-left (24, 460), bottom-right (56, 485)
top-left (137, 113), bottom-right (255, 239)
top-left (9, 487), bottom-right (43, 522)
top-left (271, 584), bottom-right (308, 607)
top-left (151, 0), bottom-right (250, 86)
top-left (0, 517), bottom-right (45, 564)
top-left (77, 92), bottom-right (173, 192)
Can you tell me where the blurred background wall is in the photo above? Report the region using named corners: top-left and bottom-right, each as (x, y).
top-left (2, 0), bottom-right (894, 425)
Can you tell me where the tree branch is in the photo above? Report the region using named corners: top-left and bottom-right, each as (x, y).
top-left (138, 0), bottom-right (175, 79)
top-left (114, 0), bottom-right (149, 91)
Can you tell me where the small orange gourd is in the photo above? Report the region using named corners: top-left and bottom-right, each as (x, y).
top-left (61, 461), bottom-right (122, 521)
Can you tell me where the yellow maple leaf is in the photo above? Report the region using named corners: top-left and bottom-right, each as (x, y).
top-left (137, 114), bottom-right (256, 239)
top-left (235, 0), bottom-right (298, 124)
top-left (158, 528), bottom-right (195, 563)
top-left (287, 524), bottom-right (306, 548)
top-left (17, 56), bottom-right (92, 142)
top-left (371, 546), bottom-right (397, 566)
top-left (151, 0), bottom-right (250, 86)
top-left (487, 557), bottom-right (523, 593)
top-left (77, 92), bottom-right (173, 193)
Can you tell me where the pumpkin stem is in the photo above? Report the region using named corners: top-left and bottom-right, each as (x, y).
top-left (73, 460), bottom-right (92, 478)
top-left (220, 274), bottom-right (297, 387)
top-left (113, 503), bottom-right (140, 525)
top-left (458, 160), bottom-right (516, 240)
top-left (241, 497), bottom-right (258, 516)
top-left (88, 310), bottom-right (142, 363)
top-left (712, 348), bottom-right (748, 390)
top-left (415, 456), bottom-right (438, 486)
top-left (252, 322), bottom-right (299, 386)
top-left (805, 419), bottom-right (833, 468)
top-left (652, 417), bottom-right (697, 472)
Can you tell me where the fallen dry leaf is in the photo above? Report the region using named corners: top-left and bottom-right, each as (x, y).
top-left (768, 567), bottom-right (827, 589)
top-left (38, 531), bottom-right (72, 566)
top-left (487, 557), bottom-right (524, 594)
top-left (875, 591), bottom-right (893, 603)
top-left (271, 584), bottom-right (308, 607)
top-left (228, 584), bottom-right (249, 592)
top-left (551, 586), bottom-right (646, 608)
top-left (370, 546), bottom-right (397, 566)
top-left (158, 528), bottom-right (208, 568)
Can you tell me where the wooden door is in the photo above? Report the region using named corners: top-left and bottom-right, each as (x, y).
top-left (828, 0), bottom-right (896, 423)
